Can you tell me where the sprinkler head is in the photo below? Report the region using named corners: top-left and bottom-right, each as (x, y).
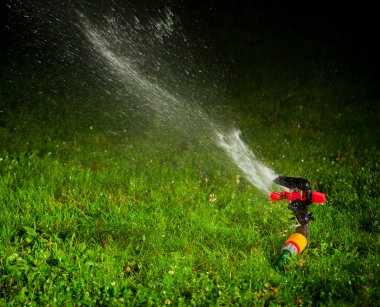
top-left (270, 176), bottom-right (326, 243)
top-left (271, 176), bottom-right (326, 204)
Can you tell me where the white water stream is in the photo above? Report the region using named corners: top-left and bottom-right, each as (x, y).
top-left (78, 7), bottom-right (277, 193)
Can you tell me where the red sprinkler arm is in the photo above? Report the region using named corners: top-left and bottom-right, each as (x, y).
top-left (269, 191), bottom-right (326, 203)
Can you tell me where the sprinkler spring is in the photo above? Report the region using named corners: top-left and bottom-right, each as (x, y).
top-left (269, 176), bottom-right (326, 269)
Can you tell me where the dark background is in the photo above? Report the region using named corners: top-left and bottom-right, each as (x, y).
top-left (1, 1), bottom-right (379, 88)
top-left (1, 2), bottom-right (378, 56)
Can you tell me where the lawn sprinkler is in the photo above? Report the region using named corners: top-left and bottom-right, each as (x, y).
top-left (269, 176), bottom-right (326, 269)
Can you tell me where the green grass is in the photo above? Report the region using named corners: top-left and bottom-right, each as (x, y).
top-left (1, 45), bottom-right (379, 305)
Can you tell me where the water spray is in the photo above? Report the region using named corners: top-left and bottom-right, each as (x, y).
top-left (269, 176), bottom-right (326, 269)
top-left (77, 8), bottom-right (279, 195)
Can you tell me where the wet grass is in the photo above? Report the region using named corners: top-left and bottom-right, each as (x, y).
top-left (1, 36), bottom-right (379, 306)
